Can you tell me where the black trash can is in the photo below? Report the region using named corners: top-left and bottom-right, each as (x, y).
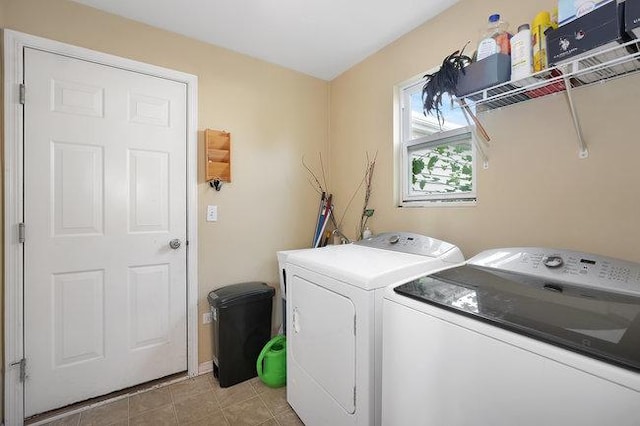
top-left (208, 281), bottom-right (275, 387)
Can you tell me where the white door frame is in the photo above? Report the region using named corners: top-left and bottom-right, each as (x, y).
top-left (3, 29), bottom-right (199, 425)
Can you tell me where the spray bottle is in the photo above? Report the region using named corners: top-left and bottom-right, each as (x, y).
top-left (532, 11), bottom-right (552, 72)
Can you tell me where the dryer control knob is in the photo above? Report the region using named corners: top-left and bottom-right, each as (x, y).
top-left (388, 235), bottom-right (400, 244)
top-left (542, 255), bottom-right (564, 268)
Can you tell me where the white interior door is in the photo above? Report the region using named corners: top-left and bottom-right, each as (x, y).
top-left (23, 47), bottom-right (188, 416)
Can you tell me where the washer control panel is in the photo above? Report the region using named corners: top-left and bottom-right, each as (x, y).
top-left (355, 232), bottom-right (462, 261)
top-left (469, 247), bottom-right (640, 296)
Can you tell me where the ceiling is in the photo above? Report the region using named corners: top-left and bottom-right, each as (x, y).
top-left (71, 0), bottom-right (459, 80)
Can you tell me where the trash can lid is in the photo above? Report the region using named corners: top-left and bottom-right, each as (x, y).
top-left (208, 282), bottom-right (275, 308)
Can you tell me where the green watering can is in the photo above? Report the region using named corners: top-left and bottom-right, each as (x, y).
top-left (256, 335), bottom-right (286, 388)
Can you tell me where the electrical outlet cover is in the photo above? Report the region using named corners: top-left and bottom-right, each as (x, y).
top-left (206, 205), bottom-right (218, 222)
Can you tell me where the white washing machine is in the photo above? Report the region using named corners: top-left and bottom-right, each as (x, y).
top-left (282, 232), bottom-right (464, 426)
top-left (382, 247), bottom-right (640, 426)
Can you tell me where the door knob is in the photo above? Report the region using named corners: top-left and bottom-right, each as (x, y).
top-left (169, 239), bottom-right (181, 250)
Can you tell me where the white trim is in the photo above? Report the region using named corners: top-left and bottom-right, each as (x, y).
top-left (198, 361), bottom-right (214, 375)
top-left (3, 28), bottom-right (26, 426)
top-left (3, 29), bottom-right (199, 425)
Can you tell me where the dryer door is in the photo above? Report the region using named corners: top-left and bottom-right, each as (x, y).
top-left (289, 275), bottom-right (356, 413)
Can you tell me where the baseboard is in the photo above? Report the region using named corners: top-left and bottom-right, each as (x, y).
top-left (198, 361), bottom-right (213, 375)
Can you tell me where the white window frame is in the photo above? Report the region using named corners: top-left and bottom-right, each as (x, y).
top-left (395, 75), bottom-right (478, 207)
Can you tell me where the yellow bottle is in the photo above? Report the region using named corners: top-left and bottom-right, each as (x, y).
top-left (532, 11), bottom-right (552, 72)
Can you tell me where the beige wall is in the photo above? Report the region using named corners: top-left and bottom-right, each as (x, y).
top-left (330, 0), bottom-right (640, 264)
top-left (1, 0), bottom-right (329, 389)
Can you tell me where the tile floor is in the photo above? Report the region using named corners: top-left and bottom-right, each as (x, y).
top-left (41, 374), bottom-right (304, 426)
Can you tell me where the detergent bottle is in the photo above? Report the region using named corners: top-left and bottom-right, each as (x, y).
top-left (510, 24), bottom-right (533, 80)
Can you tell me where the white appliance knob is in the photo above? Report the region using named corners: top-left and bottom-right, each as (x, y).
top-left (389, 235), bottom-right (400, 244)
top-left (542, 255), bottom-right (564, 268)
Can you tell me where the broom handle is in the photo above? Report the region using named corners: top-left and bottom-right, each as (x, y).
top-left (458, 99), bottom-right (491, 142)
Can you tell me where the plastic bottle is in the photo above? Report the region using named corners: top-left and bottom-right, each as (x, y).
top-left (477, 14), bottom-right (511, 61)
top-left (532, 11), bottom-right (552, 72)
top-left (510, 24), bottom-right (533, 80)
top-left (362, 227), bottom-right (373, 240)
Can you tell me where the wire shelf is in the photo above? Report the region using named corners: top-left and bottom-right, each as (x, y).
top-left (460, 39), bottom-right (640, 112)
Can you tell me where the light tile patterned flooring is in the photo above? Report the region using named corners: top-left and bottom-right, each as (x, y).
top-left (42, 374), bottom-right (304, 426)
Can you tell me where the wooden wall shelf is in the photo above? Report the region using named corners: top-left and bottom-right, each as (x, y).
top-left (205, 129), bottom-right (231, 183)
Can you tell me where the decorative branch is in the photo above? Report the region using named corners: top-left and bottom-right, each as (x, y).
top-left (302, 155), bottom-right (325, 195)
top-left (357, 152), bottom-right (377, 240)
top-left (319, 153), bottom-right (329, 195)
top-left (303, 152), bottom-right (377, 244)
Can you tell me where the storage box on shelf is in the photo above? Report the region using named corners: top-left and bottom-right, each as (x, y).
top-left (627, 0), bottom-right (640, 38)
top-left (455, 53), bottom-right (511, 97)
top-left (557, 0), bottom-right (615, 27)
top-left (547, 1), bottom-right (630, 68)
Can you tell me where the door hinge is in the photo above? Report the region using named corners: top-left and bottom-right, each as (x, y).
top-left (10, 358), bottom-right (27, 382)
top-left (19, 84), bottom-right (26, 105)
top-left (18, 223), bottom-right (25, 244)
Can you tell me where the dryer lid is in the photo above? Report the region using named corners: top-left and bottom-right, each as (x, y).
top-left (285, 233), bottom-right (464, 290)
top-left (286, 244), bottom-right (458, 290)
top-left (394, 264), bottom-right (640, 372)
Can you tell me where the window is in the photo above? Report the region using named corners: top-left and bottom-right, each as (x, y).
top-left (397, 76), bottom-right (477, 206)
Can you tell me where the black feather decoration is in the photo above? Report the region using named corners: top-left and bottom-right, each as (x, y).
top-left (422, 44), bottom-right (471, 127)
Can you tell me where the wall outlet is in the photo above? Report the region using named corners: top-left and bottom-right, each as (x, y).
top-left (202, 312), bottom-right (212, 324)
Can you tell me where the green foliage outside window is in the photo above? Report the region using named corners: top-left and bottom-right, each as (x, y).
top-left (411, 142), bottom-right (472, 194)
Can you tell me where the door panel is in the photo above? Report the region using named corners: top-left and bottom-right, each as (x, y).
top-left (52, 142), bottom-right (104, 236)
top-left (128, 264), bottom-right (171, 350)
top-left (51, 78), bottom-right (104, 117)
top-left (24, 47), bottom-right (188, 416)
top-left (128, 149), bottom-right (169, 233)
top-left (53, 270), bottom-right (105, 366)
top-left (128, 93), bottom-right (170, 127)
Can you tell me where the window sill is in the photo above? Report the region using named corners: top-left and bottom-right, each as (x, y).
top-left (398, 199), bottom-right (477, 208)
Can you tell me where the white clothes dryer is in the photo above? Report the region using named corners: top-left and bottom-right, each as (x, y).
top-left (282, 232), bottom-right (464, 426)
top-left (382, 247), bottom-right (640, 426)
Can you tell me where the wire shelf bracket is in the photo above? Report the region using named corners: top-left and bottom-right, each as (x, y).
top-left (563, 75), bottom-right (589, 159)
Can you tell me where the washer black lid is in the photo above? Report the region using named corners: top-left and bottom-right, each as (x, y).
top-left (394, 265), bottom-right (640, 372)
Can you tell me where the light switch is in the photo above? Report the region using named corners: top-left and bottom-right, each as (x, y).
top-left (206, 205), bottom-right (218, 222)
